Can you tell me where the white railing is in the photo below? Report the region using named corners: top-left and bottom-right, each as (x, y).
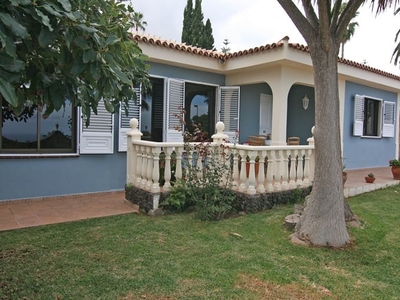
top-left (127, 119), bottom-right (315, 195)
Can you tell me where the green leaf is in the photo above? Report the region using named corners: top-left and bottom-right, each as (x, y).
top-left (42, 4), bottom-right (63, 17)
top-left (0, 12), bottom-right (29, 39)
top-left (0, 78), bottom-right (17, 106)
top-left (10, 0), bottom-right (31, 6)
top-left (75, 24), bottom-right (98, 33)
top-left (0, 54), bottom-right (25, 72)
top-left (105, 35), bottom-right (120, 46)
top-left (56, 0), bottom-right (72, 12)
top-left (90, 62), bottom-right (100, 81)
top-left (83, 50), bottom-right (96, 63)
top-left (0, 26), bottom-right (16, 57)
top-left (39, 27), bottom-right (56, 47)
top-left (103, 100), bottom-right (115, 113)
top-left (35, 9), bottom-right (53, 31)
top-left (73, 36), bottom-right (90, 50)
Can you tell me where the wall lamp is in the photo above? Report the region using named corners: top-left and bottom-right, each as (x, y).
top-left (302, 94), bottom-right (309, 110)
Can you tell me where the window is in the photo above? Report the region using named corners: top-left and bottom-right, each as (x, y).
top-left (353, 94), bottom-right (395, 138)
top-left (1, 99), bottom-right (76, 154)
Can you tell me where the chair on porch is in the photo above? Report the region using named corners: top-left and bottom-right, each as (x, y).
top-left (248, 136), bottom-right (265, 146)
top-left (287, 136), bottom-right (300, 145)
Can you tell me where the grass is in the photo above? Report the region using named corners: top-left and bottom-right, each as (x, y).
top-left (1, 185), bottom-right (400, 300)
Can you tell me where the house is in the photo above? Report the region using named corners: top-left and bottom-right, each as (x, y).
top-left (0, 35), bottom-right (398, 201)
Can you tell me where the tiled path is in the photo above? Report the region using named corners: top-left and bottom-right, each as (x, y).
top-left (0, 191), bottom-right (138, 232)
top-left (0, 167), bottom-right (399, 232)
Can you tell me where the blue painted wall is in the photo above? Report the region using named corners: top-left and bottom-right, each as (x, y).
top-left (287, 85), bottom-right (315, 145)
top-left (343, 81), bottom-right (397, 169)
top-left (0, 63), bottom-right (226, 201)
top-left (0, 119), bottom-right (126, 201)
top-left (238, 83), bottom-right (272, 143)
top-left (149, 62), bottom-right (225, 85)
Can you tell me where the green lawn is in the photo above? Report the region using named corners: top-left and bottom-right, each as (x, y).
top-left (1, 185), bottom-right (400, 300)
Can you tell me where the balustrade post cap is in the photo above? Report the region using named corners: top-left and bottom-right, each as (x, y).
top-left (127, 118), bottom-right (142, 138)
top-left (130, 118), bottom-right (139, 129)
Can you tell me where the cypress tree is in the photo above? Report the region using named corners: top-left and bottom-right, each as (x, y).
top-left (202, 19), bottom-right (215, 50)
top-left (181, 0), bottom-right (215, 50)
top-left (181, 0), bottom-right (193, 45)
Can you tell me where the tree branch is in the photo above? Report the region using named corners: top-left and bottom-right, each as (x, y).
top-left (277, 0), bottom-right (317, 43)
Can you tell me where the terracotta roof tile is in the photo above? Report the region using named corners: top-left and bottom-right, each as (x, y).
top-left (133, 34), bottom-right (400, 81)
top-left (288, 43), bottom-right (400, 80)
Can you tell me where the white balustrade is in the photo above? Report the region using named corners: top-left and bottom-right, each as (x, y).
top-left (126, 118), bottom-right (315, 195)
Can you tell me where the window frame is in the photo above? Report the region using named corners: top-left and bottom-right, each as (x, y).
top-left (353, 94), bottom-right (395, 139)
top-left (0, 101), bottom-right (78, 156)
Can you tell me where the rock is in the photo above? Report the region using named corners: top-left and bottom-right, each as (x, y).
top-left (285, 213), bottom-right (300, 231)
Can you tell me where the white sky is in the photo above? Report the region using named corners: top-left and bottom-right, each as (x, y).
top-left (130, 1), bottom-right (400, 75)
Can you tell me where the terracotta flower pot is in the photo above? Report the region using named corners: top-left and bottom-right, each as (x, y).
top-left (391, 166), bottom-right (400, 180)
top-left (365, 176), bottom-right (375, 183)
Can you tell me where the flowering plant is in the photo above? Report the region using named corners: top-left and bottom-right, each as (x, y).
top-left (389, 159), bottom-right (400, 167)
top-left (266, 133), bottom-right (271, 140)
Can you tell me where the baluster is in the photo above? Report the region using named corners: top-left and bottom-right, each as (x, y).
top-left (175, 147), bottom-right (183, 180)
top-left (296, 150), bottom-right (304, 187)
top-left (266, 150), bottom-right (274, 192)
top-left (231, 147), bottom-right (239, 190)
top-left (303, 149), bottom-right (313, 186)
top-left (247, 150), bottom-right (257, 195)
top-left (289, 149), bottom-right (297, 189)
top-left (257, 150), bottom-right (266, 193)
top-left (135, 145), bottom-right (143, 187)
top-left (163, 148), bottom-right (172, 191)
top-left (274, 150), bottom-right (282, 191)
top-left (238, 149), bottom-right (247, 193)
top-left (281, 150), bottom-right (290, 190)
top-left (146, 146), bottom-right (153, 191)
top-left (140, 145), bottom-right (148, 189)
top-left (152, 147), bottom-right (161, 193)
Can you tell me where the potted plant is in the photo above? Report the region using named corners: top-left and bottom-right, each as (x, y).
top-left (246, 155), bottom-right (260, 177)
top-left (365, 173), bottom-right (375, 183)
top-left (265, 133), bottom-right (271, 146)
top-left (389, 159), bottom-right (400, 180)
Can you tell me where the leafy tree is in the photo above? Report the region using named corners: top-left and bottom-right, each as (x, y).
top-left (276, 0), bottom-right (397, 248)
top-left (132, 11), bottom-right (148, 33)
top-left (202, 19), bottom-right (215, 50)
top-left (221, 38), bottom-right (231, 54)
top-left (181, 0), bottom-right (194, 45)
top-left (339, 2), bottom-right (359, 58)
top-left (181, 0), bottom-right (215, 50)
top-left (0, 0), bottom-right (150, 124)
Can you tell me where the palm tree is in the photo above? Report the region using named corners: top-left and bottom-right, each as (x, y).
top-left (133, 12), bottom-right (147, 33)
top-left (340, 2), bottom-right (359, 58)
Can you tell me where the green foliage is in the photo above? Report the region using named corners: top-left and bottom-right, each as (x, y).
top-left (0, 0), bottom-right (150, 123)
top-left (182, 120), bottom-right (235, 220)
top-left (161, 179), bottom-right (193, 212)
top-left (181, 0), bottom-right (215, 50)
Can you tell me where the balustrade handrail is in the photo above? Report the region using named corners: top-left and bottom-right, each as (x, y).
top-left (126, 118), bottom-right (315, 198)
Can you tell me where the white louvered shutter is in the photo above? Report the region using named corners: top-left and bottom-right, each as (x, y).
top-left (118, 87), bottom-right (142, 151)
top-left (218, 86), bottom-right (240, 142)
top-left (353, 94), bottom-right (364, 136)
top-left (79, 101), bottom-right (114, 154)
top-left (164, 79), bottom-right (184, 142)
top-left (382, 101), bottom-right (395, 137)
